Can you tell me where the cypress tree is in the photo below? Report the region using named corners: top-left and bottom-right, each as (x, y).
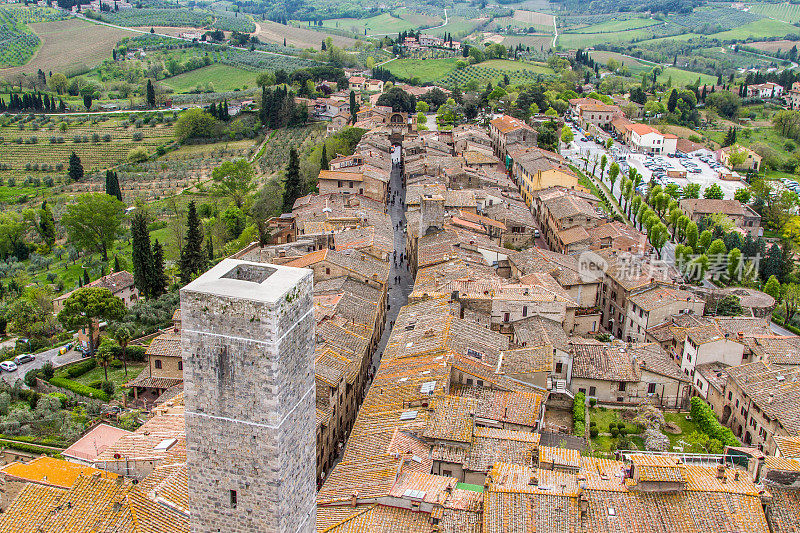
top-left (178, 201), bottom-right (207, 283)
top-left (105, 170), bottom-right (122, 201)
top-left (83, 269), bottom-right (90, 285)
top-left (114, 255), bottom-right (121, 272)
top-left (151, 239), bottom-right (168, 297)
top-left (146, 79), bottom-right (156, 108)
top-left (349, 90), bottom-right (358, 123)
top-left (131, 211), bottom-right (154, 298)
top-left (667, 89), bottom-right (678, 113)
top-left (38, 201), bottom-right (56, 249)
top-left (68, 151), bottom-right (84, 181)
top-left (206, 235), bottom-right (214, 260)
top-left (320, 143), bottom-right (328, 171)
top-left (282, 147), bottom-right (303, 213)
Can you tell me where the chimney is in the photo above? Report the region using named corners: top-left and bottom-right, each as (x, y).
top-left (528, 475), bottom-right (538, 486)
top-left (351, 491), bottom-right (358, 507)
top-left (716, 465), bottom-right (726, 482)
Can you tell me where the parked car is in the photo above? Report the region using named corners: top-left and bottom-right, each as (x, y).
top-left (534, 229), bottom-right (540, 238)
top-left (13, 354), bottom-right (34, 365)
top-left (0, 361), bottom-right (18, 372)
top-left (58, 343), bottom-right (73, 355)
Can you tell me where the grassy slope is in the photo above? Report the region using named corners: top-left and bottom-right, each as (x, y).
top-left (711, 18), bottom-right (798, 40)
top-left (658, 66), bottom-right (717, 86)
top-left (385, 57), bottom-right (459, 83)
top-left (161, 64), bottom-right (258, 93)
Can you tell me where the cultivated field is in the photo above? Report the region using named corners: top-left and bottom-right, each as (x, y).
top-left (438, 59), bottom-right (553, 87)
top-left (500, 33), bottom-right (553, 51)
top-left (747, 39), bottom-right (800, 53)
top-left (161, 64), bottom-right (258, 93)
top-left (588, 51), bottom-right (653, 74)
top-left (564, 17), bottom-right (661, 33)
top-left (316, 10), bottom-right (441, 37)
top-left (385, 57), bottom-right (458, 83)
top-left (513, 10), bottom-right (555, 26)
top-left (748, 2), bottom-right (800, 23)
top-left (657, 66), bottom-right (717, 86)
top-left (710, 18), bottom-right (798, 41)
top-left (0, 18), bottom-right (134, 80)
top-left (0, 117), bottom-right (175, 180)
top-left (252, 19), bottom-right (355, 50)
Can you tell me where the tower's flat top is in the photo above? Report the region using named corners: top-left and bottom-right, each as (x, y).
top-left (181, 259), bottom-right (311, 303)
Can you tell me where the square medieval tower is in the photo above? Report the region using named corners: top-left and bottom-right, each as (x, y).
top-left (181, 259), bottom-right (316, 533)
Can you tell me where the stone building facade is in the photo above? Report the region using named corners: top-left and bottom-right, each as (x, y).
top-left (181, 259), bottom-right (316, 533)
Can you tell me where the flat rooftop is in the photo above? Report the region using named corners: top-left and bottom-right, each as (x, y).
top-left (181, 259), bottom-right (311, 304)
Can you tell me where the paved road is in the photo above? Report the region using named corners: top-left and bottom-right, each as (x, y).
top-left (770, 321), bottom-right (795, 336)
top-left (0, 345), bottom-right (84, 385)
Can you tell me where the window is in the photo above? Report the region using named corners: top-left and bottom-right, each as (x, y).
top-left (618, 382), bottom-right (626, 391)
top-left (555, 362), bottom-right (563, 373)
top-left (579, 388), bottom-right (586, 394)
top-left (154, 359), bottom-right (162, 369)
top-left (522, 306), bottom-right (528, 317)
top-left (728, 391), bottom-right (732, 400)
top-left (589, 386), bottom-right (596, 396)
top-left (442, 469), bottom-right (452, 477)
top-left (230, 489), bottom-right (237, 508)
top-left (503, 312), bottom-right (510, 323)
top-left (647, 383), bottom-right (656, 394)
top-left (466, 378), bottom-right (473, 386)
top-left (325, 268), bottom-right (331, 275)
top-left (617, 397), bottom-right (624, 402)
top-left (178, 361), bottom-right (183, 371)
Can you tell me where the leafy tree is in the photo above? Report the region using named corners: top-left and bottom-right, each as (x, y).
top-left (698, 230), bottom-right (713, 254)
top-left (95, 338), bottom-right (116, 382)
top-left (683, 183), bottom-right (701, 199)
top-left (560, 125), bottom-right (574, 145)
top-left (727, 247), bottom-right (742, 282)
top-left (707, 238), bottom-right (727, 258)
top-left (686, 221), bottom-right (699, 249)
top-left (48, 72), bottom-right (68, 95)
top-left (178, 201), bottom-right (207, 284)
top-left (6, 286), bottom-right (59, 342)
top-left (68, 151), bottom-right (83, 181)
top-left (282, 147), bottom-right (303, 213)
top-left (734, 187), bottom-right (751, 204)
top-left (726, 145), bottom-right (748, 169)
top-left (664, 183), bottom-right (682, 199)
top-left (57, 287), bottom-right (126, 349)
top-left (175, 108), bottom-right (220, 141)
top-left (783, 283), bottom-right (800, 323)
top-left (83, 93), bottom-right (93, 111)
top-left (61, 193), bottom-right (125, 260)
top-left (376, 86), bottom-right (415, 113)
top-left (105, 170), bottom-right (122, 202)
top-left (703, 184), bottom-right (724, 199)
top-left (608, 162), bottom-right (620, 202)
top-left (211, 159), bottom-right (256, 209)
top-left (764, 275), bottom-right (781, 300)
top-left (251, 179), bottom-right (283, 245)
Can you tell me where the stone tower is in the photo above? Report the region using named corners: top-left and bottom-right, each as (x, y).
top-left (419, 193), bottom-right (445, 236)
top-left (181, 259), bottom-right (316, 533)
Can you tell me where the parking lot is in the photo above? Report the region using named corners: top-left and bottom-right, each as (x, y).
top-left (626, 150), bottom-right (745, 200)
top-left (565, 122), bottom-right (745, 201)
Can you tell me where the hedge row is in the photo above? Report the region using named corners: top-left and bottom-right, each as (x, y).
top-left (65, 359), bottom-right (97, 378)
top-left (573, 392), bottom-right (586, 437)
top-left (0, 439), bottom-right (62, 456)
top-left (49, 377), bottom-right (110, 402)
top-left (690, 397), bottom-right (738, 447)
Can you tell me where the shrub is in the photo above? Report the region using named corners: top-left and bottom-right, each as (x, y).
top-left (690, 397), bottom-right (738, 446)
top-left (48, 392), bottom-right (69, 407)
top-left (126, 346), bottom-right (146, 362)
top-left (132, 131), bottom-right (143, 141)
top-left (128, 147), bottom-right (148, 163)
top-left (589, 420), bottom-right (596, 427)
top-left (610, 427), bottom-right (619, 438)
top-left (41, 361), bottom-right (54, 380)
top-left (65, 359), bottom-right (96, 378)
top-left (110, 359), bottom-right (123, 368)
top-left (573, 392), bottom-right (586, 436)
top-left (24, 369), bottom-right (39, 387)
top-left (101, 381), bottom-right (115, 396)
top-left (590, 427), bottom-right (599, 438)
top-left (589, 398), bottom-right (597, 407)
top-left (574, 421), bottom-right (585, 437)
top-left (48, 377), bottom-right (110, 401)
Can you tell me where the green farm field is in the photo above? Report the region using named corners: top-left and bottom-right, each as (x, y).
top-left (557, 25), bottom-right (665, 49)
top-left (316, 10), bottom-right (441, 36)
top-left (589, 51), bottom-right (654, 74)
top-left (500, 33), bottom-right (553, 51)
top-left (658, 67), bottom-right (717, 86)
top-left (748, 2), bottom-right (800, 23)
top-left (385, 57), bottom-right (459, 83)
top-left (564, 17), bottom-right (661, 33)
top-left (710, 18), bottom-right (798, 40)
top-left (161, 64), bottom-right (258, 93)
